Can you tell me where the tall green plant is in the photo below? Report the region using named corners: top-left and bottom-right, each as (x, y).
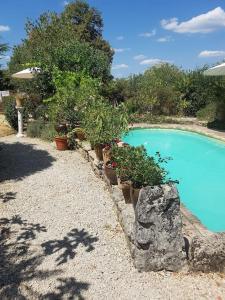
top-left (83, 99), bottom-right (128, 146)
top-left (45, 68), bottom-right (102, 127)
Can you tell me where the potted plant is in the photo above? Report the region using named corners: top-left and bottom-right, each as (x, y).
top-left (54, 123), bottom-right (68, 151)
top-left (129, 152), bottom-right (168, 207)
top-left (82, 99), bottom-right (128, 161)
top-left (104, 160), bottom-right (118, 185)
top-left (55, 134), bottom-right (68, 150)
top-left (112, 145), bottom-right (168, 206)
top-left (111, 145), bottom-right (134, 203)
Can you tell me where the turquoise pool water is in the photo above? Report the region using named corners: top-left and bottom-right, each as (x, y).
top-left (123, 128), bottom-right (225, 232)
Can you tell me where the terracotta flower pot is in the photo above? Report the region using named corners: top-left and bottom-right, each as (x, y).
top-left (55, 136), bottom-right (68, 151)
top-left (104, 165), bottom-right (118, 185)
top-left (130, 185), bottom-right (141, 208)
top-left (118, 178), bottom-right (132, 203)
top-left (102, 147), bottom-right (112, 165)
top-left (94, 144), bottom-right (104, 161)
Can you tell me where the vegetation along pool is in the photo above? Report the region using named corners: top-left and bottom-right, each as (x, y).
top-left (123, 128), bottom-right (225, 232)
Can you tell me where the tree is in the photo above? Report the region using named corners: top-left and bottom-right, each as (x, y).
top-left (9, 0), bottom-right (113, 99)
top-left (180, 67), bottom-right (218, 116)
top-left (0, 41), bottom-right (11, 91)
top-left (61, 0), bottom-right (113, 62)
top-left (0, 40), bottom-right (8, 70)
top-left (123, 64), bottom-right (185, 115)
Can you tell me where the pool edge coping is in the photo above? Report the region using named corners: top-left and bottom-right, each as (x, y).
top-left (129, 123), bottom-right (225, 144)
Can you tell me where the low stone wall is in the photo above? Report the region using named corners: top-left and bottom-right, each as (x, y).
top-left (77, 140), bottom-right (225, 273)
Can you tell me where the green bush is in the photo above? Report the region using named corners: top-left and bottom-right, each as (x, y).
top-left (27, 120), bottom-right (44, 138)
top-left (112, 145), bottom-right (169, 188)
top-left (27, 120), bottom-right (57, 141)
top-left (83, 99), bottom-right (128, 146)
top-left (40, 123), bottom-right (57, 141)
top-left (3, 96), bottom-right (18, 130)
top-left (196, 102), bottom-right (217, 121)
top-left (3, 96), bottom-right (42, 130)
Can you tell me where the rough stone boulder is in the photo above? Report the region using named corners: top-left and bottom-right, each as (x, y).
top-left (134, 184), bottom-right (185, 272)
top-left (190, 233), bottom-right (225, 272)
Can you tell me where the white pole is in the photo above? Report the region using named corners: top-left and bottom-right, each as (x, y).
top-left (16, 106), bottom-right (24, 137)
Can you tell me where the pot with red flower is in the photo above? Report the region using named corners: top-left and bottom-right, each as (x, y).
top-left (104, 161), bottom-right (118, 185)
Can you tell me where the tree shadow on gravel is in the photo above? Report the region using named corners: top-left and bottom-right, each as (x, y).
top-left (41, 277), bottom-right (90, 300)
top-left (0, 142), bottom-right (55, 182)
top-left (0, 215), bottom-right (60, 299)
top-left (0, 217), bottom-right (92, 299)
top-left (0, 192), bottom-right (17, 203)
top-left (41, 228), bottom-right (98, 265)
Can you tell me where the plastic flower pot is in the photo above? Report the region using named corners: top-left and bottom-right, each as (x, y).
top-left (55, 136), bottom-right (68, 151)
top-left (94, 144), bottom-right (104, 161)
top-left (130, 184), bottom-right (141, 208)
top-left (118, 178), bottom-right (132, 203)
top-left (104, 162), bottom-right (118, 185)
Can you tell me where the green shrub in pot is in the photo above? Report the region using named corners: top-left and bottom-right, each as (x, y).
top-left (112, 144), bottom-right (170, 205)
top-left (82, 99), bottom-right (128, 160)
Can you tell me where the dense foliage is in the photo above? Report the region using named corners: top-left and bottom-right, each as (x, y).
top-left (9, 0), bottom-right (112, 99)
top-left (26, 120), bottom-right (57, 141)
top-left (2, 97), bottom-right (18, 129)
top-left (0, 42), bottom-right (11, 90)
top-left (112, 145), bottom-right (168, 188)
top-left (112, 63), bottom-right (225, 122)
top-left (82, 99), bottom-right (128, 146)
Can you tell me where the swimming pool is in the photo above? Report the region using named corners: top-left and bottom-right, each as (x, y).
top-left (123, 128), bottom-right (225, 232)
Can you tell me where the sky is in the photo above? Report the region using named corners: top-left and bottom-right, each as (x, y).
top-left (1, 0), bottom-right (225, 78)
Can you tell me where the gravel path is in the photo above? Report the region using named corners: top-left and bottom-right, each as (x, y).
top-left (0, 135), bottom-right (224, 300)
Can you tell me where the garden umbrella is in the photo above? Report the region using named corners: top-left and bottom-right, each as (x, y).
top-left (204, 63), bottom-right (225, 76)
top-left (12, 67), bottom-right (40, 79)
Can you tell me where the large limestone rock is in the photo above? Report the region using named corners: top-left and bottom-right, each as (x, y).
top-left (134, 184), bottom-right (185, 271)
top-left (190, 234), bottom-right (225, 272)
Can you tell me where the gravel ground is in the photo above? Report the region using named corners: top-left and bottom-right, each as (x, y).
top-left (0, 135), bottom-right (225, 300)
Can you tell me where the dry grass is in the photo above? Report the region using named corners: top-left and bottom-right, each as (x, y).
top-left (0, 118), bottom-right (15, 137)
